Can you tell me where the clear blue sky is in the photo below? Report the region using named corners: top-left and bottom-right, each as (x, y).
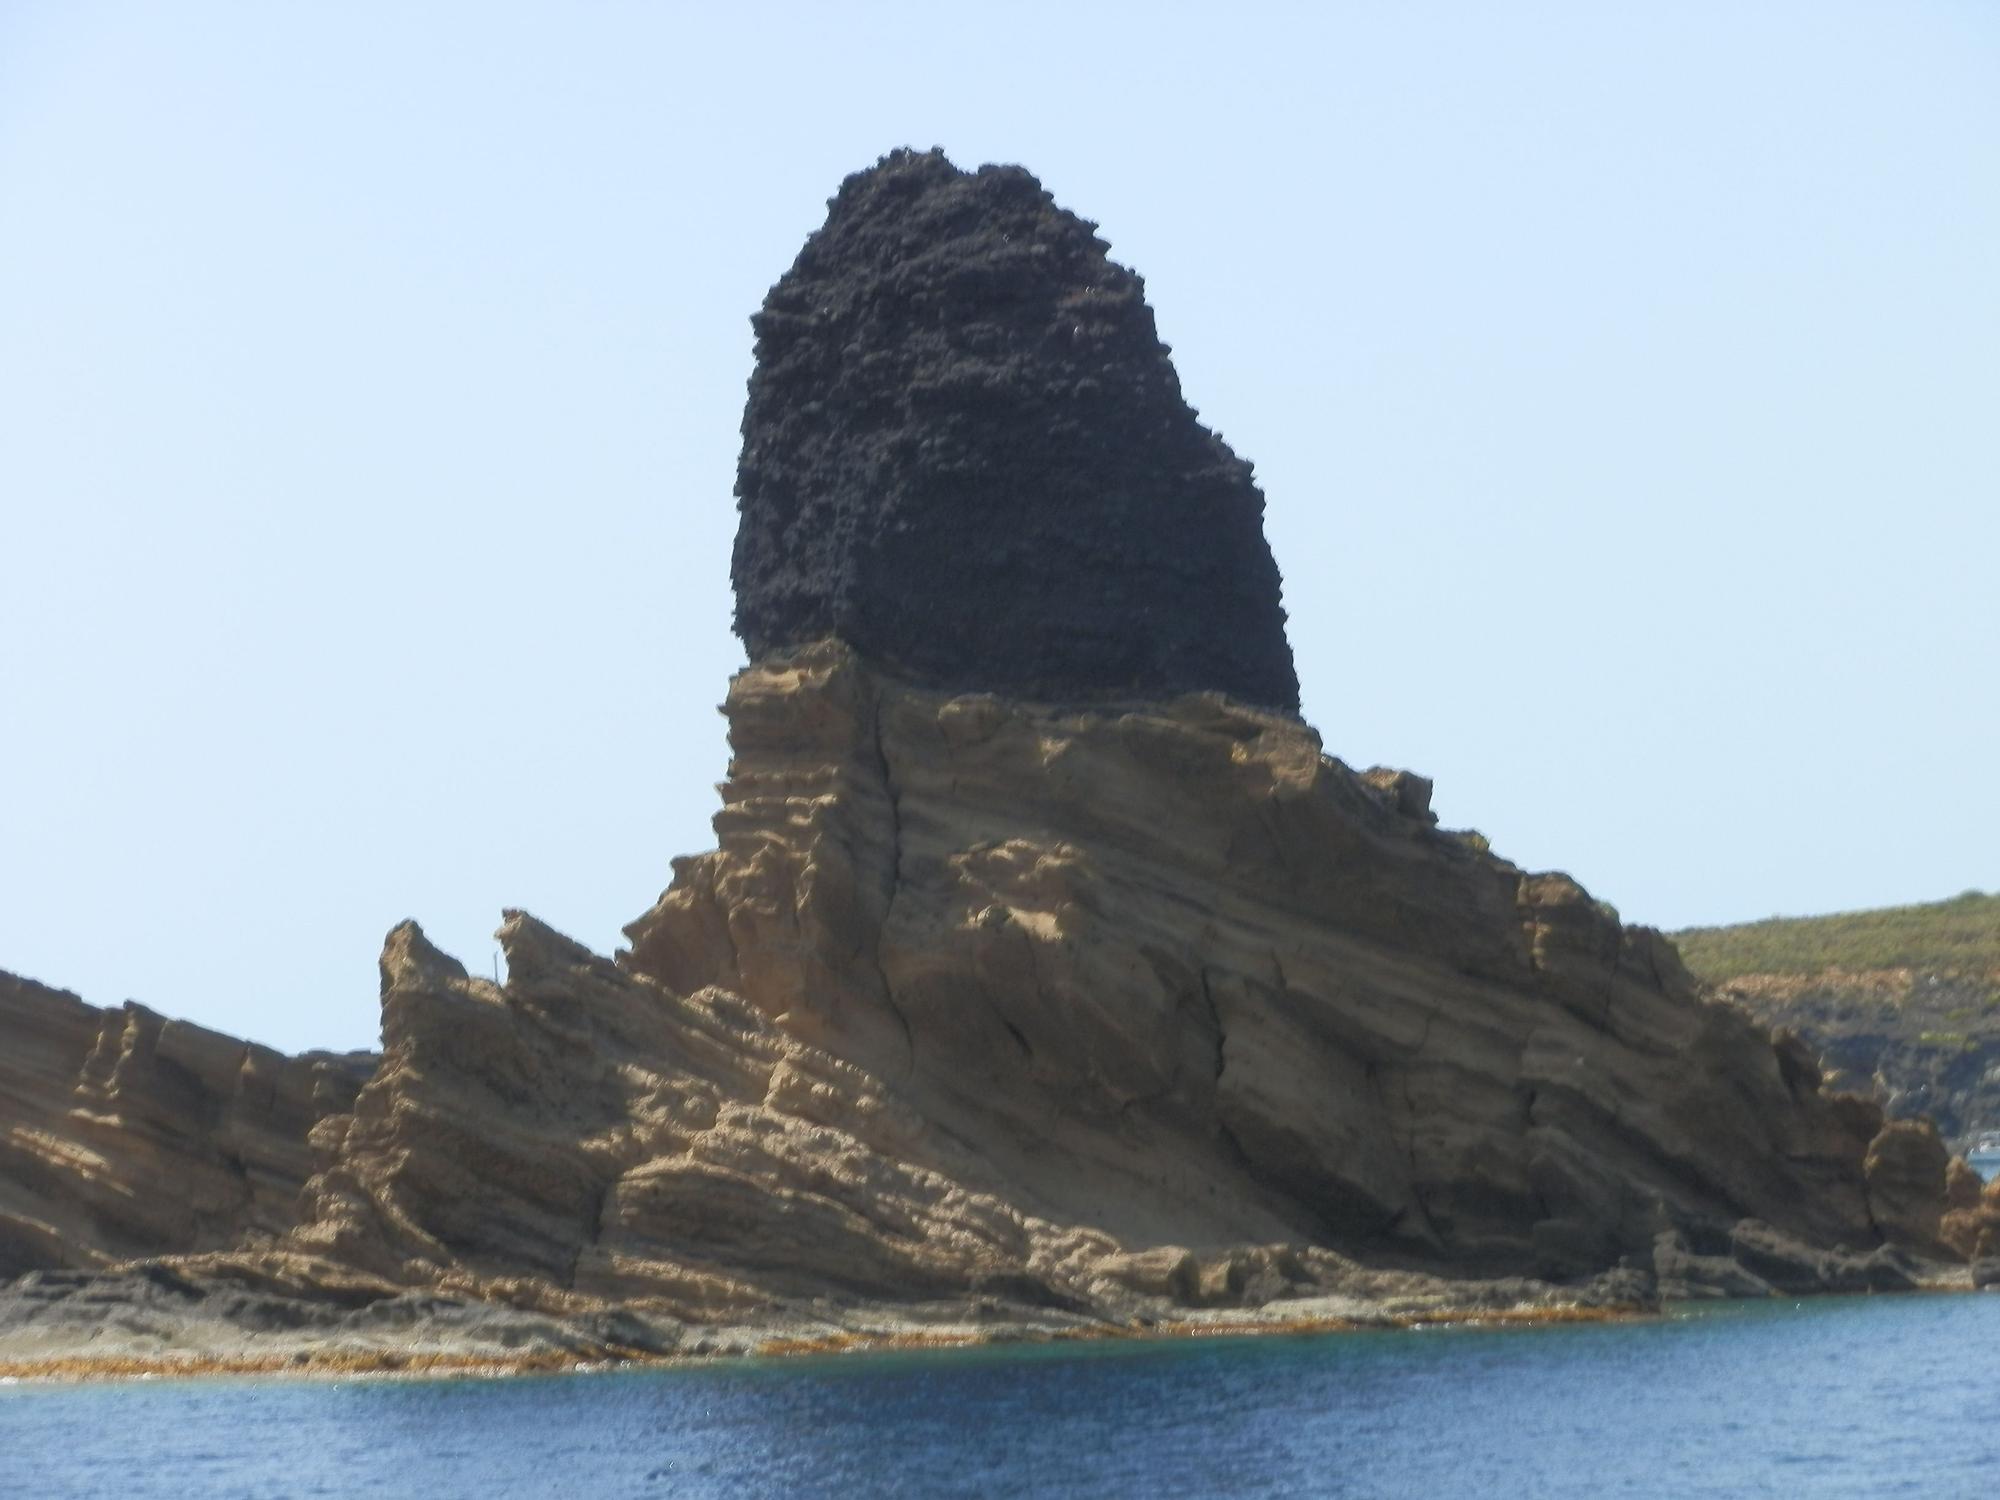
top-left (3, 3), bottom-right (1994, 1053)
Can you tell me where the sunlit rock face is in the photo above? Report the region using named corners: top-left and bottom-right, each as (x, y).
top-left (6, 643), bottom-right (1957, 1329)
top-left (0, 972), bottom-right (372, 1279)
top-left (731, 148), bottom-right (1301, 714)
top-left (0, 154), bottom-right (1978, 1364)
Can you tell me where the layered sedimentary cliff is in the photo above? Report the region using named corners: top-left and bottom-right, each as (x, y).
top-left (0, 151), bottom-right (1982, 1365)
top-left (617, 645), bottom-right (1970, 1289)
top-left (0, 973), bottom-right (371, 1278)
top-left (0, 643), bottom-right (1979, 1354)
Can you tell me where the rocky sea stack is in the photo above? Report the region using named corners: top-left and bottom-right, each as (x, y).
top-left (733, 148), bottom-right (1300, 713)
top-left (2, 153), bottom-right (1990, 1375)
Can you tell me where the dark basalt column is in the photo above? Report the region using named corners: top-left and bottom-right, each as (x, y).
top-left (732, 148), bottom-right (1300, 713)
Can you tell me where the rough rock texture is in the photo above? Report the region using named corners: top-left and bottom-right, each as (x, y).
top-left (285, 909), bottom-right (1123, 1320)
top-left (1941, 1157), bottom-right (2000, 1262)
top-left (0, 973), bottom-right (372, 1278)
top-left (732, 149), bottom-right (1299, 713)
top-left (1860, 1118), bottom-right (1952, 1258)
top-left (0, 647), bottom-right (1976, 1355)
top-left (275, 898), bottom-right (1629, 1327)
top-left (617, 645), bottom-right (1947, 1287)
top-left (1716, 969), bottom-right (2000, 1149)
top-left (0, 154), bottom-right (1981, 1360)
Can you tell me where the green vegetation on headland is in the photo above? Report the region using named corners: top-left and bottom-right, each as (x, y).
top-left (1671, 890), bottom-right (2000, 984)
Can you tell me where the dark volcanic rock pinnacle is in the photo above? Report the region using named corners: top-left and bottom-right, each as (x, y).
top-left (732, 148), bottom-right (1301, 713)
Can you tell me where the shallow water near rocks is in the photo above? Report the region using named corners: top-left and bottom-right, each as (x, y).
top-left (3, 1294), bottom-right (1997, 1498)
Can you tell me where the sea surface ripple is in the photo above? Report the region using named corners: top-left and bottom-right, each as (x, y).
top-left (3, 1293), bottom-right (1997, 1498)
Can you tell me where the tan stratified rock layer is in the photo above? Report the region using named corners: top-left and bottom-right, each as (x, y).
top-left (0, 643), bottom-right (1969, 1341)
top-left (0, 973), bottom-right (371, 1278)
top-left (613, 644), bottom-right (1944, 1288)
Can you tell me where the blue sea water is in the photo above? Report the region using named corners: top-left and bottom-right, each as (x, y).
top-left (3, 1294), bottom-right (1997, 1499)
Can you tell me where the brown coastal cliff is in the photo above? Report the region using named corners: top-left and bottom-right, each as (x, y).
top-left (0, 644), bottom-right (1975, 1363)
top-left (0, 151), bottom-right (1981, 1363)
top-left (0, 973), bottom-right (371, 1279)
top-left (618, 642), bottom-right (1958, 1290)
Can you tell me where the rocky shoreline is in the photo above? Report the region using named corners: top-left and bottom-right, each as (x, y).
top-left (0, 1269), bottom-right (1737, 1384)
top-left (5, 152), bottom-right (1992, 1376)
top-left (6, 644), bottom-right (1993, 1372)
top-left (0, 1216), bottom-right (1667, 1378)
top-left (1, 1258), bottom-right (1984, 1386)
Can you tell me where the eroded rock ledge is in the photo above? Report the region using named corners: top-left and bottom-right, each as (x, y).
top-left (2, 644), bottom-right (1988, 1367)
top-left (0, 974), bottom-right (371, 1278)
